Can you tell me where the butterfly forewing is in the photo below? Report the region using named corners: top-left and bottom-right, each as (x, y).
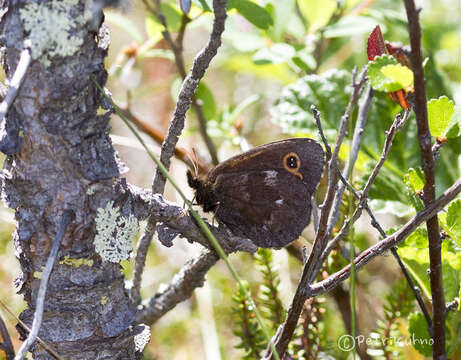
top-left (206, 138), bottom-right (324, 248)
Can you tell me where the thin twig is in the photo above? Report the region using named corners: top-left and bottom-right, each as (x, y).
top-left (0, 311), bottom-right (14, 360)
top-left (271, 68), bottom-right (367, 358)
top-left (0, 300), bottom-right (63, 360)
top-left (147, 0), bottom-right (219, 165)
top-left (403, 1), bottom-right (445, 356)
top-left (309, 177), bottom-right (461, 296)
top-left (130, 0), bottom-right (228, 304)
top-left (136, 249), bottom-right (219, 325)
top-left (315, 103), bottom-right (432, 327)
top-left (0, 48), bottom-right (31, 122)
top-left (118, 106), bottom-right (211, 174)
top-left (14, 210), bottom-right (73, 360)
top-left (327, 85), bottom-right (373, 236)
top-left (319, 111), bottom-right (410, 267)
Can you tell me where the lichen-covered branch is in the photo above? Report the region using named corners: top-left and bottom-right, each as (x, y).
top-left (131, 0), bottom-right (228, 304)
top-left (15, 211), bottom-right (72, 360)
top-left (136, 249), bottom-right (220, 325)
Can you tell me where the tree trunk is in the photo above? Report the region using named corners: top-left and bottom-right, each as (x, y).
top-left (0, 0), bottom-right (139, 358)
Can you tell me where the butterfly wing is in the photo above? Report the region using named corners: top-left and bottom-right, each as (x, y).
top-left (208, 138), bottom-right (324, 248)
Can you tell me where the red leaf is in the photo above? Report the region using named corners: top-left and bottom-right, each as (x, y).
top-left (367, 25), bottom-right (386, 60)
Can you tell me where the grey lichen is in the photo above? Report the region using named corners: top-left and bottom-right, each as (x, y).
top-left (19, 0), bottom-right (85, 67)
top-left (94, 201), bottom-right (139, 263)
top-left (134, 324), bottom-right (151, 352)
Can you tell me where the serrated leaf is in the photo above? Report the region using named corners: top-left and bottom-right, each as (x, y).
top-left (445, 199), bottom-right (461, 244)
top-left (404, 168), bottom-right (425, 192)
top-left (427, 96), bottom-right (455, 137)
top-left (195, 82), bottom-right (217, 121)
top-left (298, 0), bottom-right (337, 32)
top-left (397, 229), bottom-right (431, 297)
top-left (252, 43), bottom-right (295, 65)
top-left (408, 313), bottom-right (433, 356)
top-left (368, 199), bottom-right (414, 217)
top-left (105, 11), bottom-right (144, 44)
top-left (271, 69), bottom-right (351, 133)
top-left (380, 64), bottom-right (414, 90)
top-left (228, 0), bottom-right (273, 30)
top-left (368, 55), bottom-right (412, 92)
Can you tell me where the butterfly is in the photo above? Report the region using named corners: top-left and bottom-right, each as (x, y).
top-left (187, 138), bottom-right (324, 248)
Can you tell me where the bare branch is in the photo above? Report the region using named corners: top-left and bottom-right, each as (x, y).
top-left (310, 177), bottom-right (461, 296)
top-left (14, 210), bottom-right (73, 360)
top-left (131, 0), bottom-right (228, 304)
top-left (145, 0), bottom-right (219, 165)
top-left (271, 68), bottom-right (368, 357)
top-left (327, 85), bottom-right (373, 236)
top-left (136, 249), bottom-right (219, 325)
top-left (0, 48), bottom-right (31, 123)
top-left (320, 111), bottom-right (410, 264)
top-left (403, 0), bottom-right (445, 355)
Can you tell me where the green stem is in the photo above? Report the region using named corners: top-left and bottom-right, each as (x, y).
top-left (91, 75), bottom-right (280, 360)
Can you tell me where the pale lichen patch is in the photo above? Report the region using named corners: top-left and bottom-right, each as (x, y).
top-left (19, 0), bottom-right (85, 67)
top-left (94, 201), bottom-right (139, 263)
top-left (134, 325), bottom-right (151, 352)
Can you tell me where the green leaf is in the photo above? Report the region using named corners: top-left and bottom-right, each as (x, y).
top-left (427, 96), bottom-right (455, 137)
top-left (398, 228), bottom-right (461, 302)
top-left (252, 43), bottom-right (295, 65)
top-left (228, 0), bottom-right (273, 30)
top-left (445, 104), bottom-right (461, 138)
top-left (161, 3), bottom-right (183, 32)
top-left (444, 199), bottom-right (461, 245)
top-left (271, 69), bottom-right (351, 134)
top-left (368, 55), bottom-right (413, 92)
top-left (397, 229), bottom-right (431, 297)
top-left (105, 11), bottom-right (144, 44)
top-left (404, 168), bottom-right (425, 192)
top-left (193, 0), bottom-right (212, 11)
top-left (195, 82), bottom-right (217, 121)
top-left (408, 313), bottom-right (433, 356)
top-left (145, 14), bottom-right (164, 43)
top-left (298, 0), bottom-right (337, 32)
top-left (381, 64), bottom-right (414, 90)
top-left (323, 15), bottom-right (377, 38)
top-left (368, 199), bottom-right (414, 217)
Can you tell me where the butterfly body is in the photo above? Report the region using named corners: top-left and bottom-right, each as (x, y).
top-left (187, 138), bottom-right (324, 248)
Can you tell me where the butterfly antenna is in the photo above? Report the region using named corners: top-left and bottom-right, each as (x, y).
top-left (191, 148), bottom-right (199, 178)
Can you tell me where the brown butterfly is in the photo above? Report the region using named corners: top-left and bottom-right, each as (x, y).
top-left (187, 138), bottom-right (324, 248)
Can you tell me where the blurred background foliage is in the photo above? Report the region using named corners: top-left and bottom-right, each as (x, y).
top-left (1, 0), bottom-right (460, 359)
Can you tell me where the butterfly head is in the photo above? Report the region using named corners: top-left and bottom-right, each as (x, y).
top-left (187, 170), bottom-right (219, 213)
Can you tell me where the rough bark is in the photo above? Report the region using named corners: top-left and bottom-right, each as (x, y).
top-left (0, 1), bottom-right (139, 358)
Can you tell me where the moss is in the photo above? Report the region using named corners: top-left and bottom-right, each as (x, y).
top-left (19, 0), bottom-right (85, 67)
top-left (59, 255), bottom-right (93, 268)
top-left (94, 201), bottom-right (139, 263)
